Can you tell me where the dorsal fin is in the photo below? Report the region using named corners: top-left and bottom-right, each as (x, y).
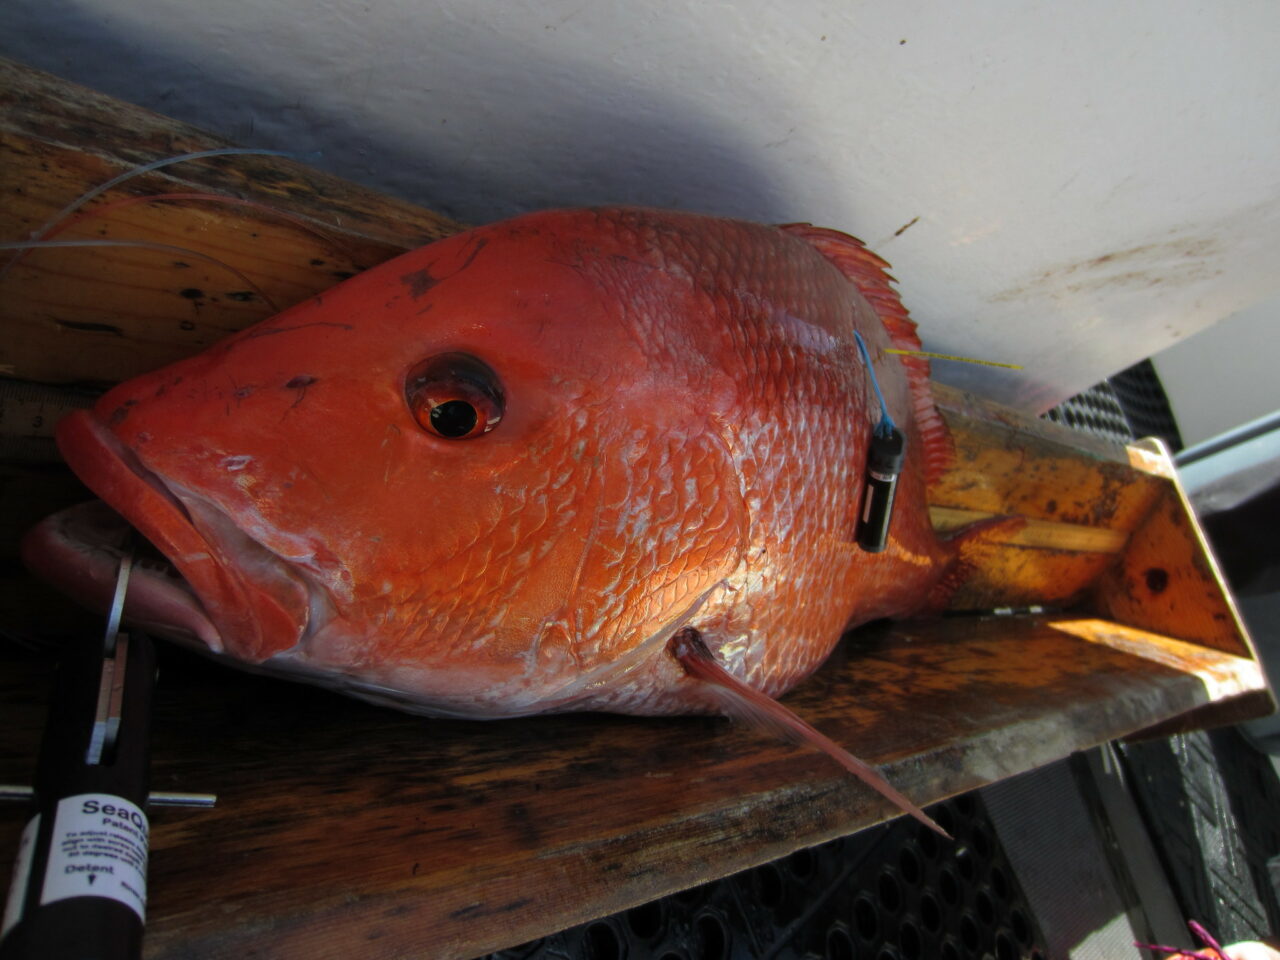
top-left (671, 628), bottom-right (950, 838)
top-left (778, 223), bottom-right (953, 486)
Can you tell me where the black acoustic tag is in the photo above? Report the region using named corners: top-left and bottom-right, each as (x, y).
top-left (857, 427), bottom-right (905, 553)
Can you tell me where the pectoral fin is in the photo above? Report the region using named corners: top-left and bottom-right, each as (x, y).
top-left (671, 627), bottom-right (950, 838)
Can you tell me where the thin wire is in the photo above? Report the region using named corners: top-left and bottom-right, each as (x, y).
top-left (26, 148), bottom-right (296, 247)
top-left (0, 147), bottom-right (298, 283)
top-left (39, 191), bottom-right (353, 259)
top-left (853, 330), bottom-right (896, 438)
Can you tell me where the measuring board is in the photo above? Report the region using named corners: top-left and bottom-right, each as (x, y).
top-left (0, 379), bottom-right (99, 463)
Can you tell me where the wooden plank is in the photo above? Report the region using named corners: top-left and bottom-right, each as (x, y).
top-left (928, 386), bottom-right (1168, 610)
top-left (0, 57), bottom-right (462, 386)
top-left (1125, 691), bottom-right (1277, 741)
top-left (932, 386), bottom-right (1165, 530)
top-left (0, 615), bottom-right (1264, 960)
top-left (929, 506), bottom-right (1129, 553)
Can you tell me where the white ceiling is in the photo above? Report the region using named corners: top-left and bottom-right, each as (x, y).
top-left (4, 0), bottom-right (1278, 411)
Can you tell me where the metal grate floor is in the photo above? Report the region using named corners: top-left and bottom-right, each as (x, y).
top-left (1042, 358), bottom-right (1182, 451)
top-left (479, 796), bottom-right (1050, 960)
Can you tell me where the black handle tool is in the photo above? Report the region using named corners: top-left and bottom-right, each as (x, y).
top-left (1, 549), bottom-right (155, 960)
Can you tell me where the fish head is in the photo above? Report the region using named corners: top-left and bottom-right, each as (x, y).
top-left (26, 210), bottom-right (749, 716)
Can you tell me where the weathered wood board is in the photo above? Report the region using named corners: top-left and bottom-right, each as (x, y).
top-left (0, 57), bottom-right (460, 387)
top-left (0, 56), bottom-right (1272, 960)
top-left (0, 617), bottom-right (1266, 960)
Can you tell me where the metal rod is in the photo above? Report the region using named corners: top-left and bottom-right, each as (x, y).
top-left (103, 543), bottom-right (134, 657)
top-left (0, 785), bottom-right (217, 808)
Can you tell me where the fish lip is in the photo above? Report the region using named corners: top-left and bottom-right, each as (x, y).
top-left (21, 499), bottom-right (223, 649)
top-left (37, 410), bottom-right (311, 660)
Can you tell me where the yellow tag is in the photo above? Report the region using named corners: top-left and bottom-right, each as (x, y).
top-left (884, 348), bottom-right (1023, 370)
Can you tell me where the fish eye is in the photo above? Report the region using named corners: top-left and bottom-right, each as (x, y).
top-left (405, 353), bottom-right (504, 440)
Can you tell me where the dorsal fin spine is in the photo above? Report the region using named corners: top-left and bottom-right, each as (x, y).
top-left (778, 223), bottom-right (953, 485)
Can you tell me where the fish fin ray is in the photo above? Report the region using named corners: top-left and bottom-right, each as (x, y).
top-left (778, 223), bottom-right (954, 486)
top-left (672, 627), bottom-right (950, 838)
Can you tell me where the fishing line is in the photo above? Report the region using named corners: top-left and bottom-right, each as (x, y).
top-left (852, 329), bottom-right (896, 439)
top-left (37, 192), bottom-right (354, 262)
top-left (24, 148), bottom-right (298, 246)
top-left (0, 147), bottom-right (300, 283)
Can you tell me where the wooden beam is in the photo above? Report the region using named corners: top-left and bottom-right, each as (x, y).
top-left (929, 506), bottom-right (1129, 553)
top-left (0, 57), bottom-right (463, 387)
top-left (0, 616), bottom-right (1265, 960)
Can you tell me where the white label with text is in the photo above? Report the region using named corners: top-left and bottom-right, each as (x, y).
top-left (40, 794), bottom-right (147, 921)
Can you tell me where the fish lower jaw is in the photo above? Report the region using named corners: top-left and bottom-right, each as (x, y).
top-left (49, 410), bottom-right (314, 660)
top-left (21, 499), bottom-right (222, 650)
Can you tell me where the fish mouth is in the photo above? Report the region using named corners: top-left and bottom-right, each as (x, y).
top-left (23, 499), bottom-right (222, 649)
top-left (21, 410), bottom-right (312, 661)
